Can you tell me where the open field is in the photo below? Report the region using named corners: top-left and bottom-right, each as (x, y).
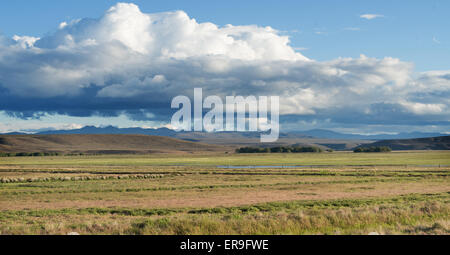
top-left (1, 151), bottom-right (449, 166)
top-left (0, 151), bottom-right (449, 235)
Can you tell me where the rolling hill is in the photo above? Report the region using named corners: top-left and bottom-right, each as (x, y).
top-left (295, 129), bottom-right (446, 140)
top-left (359, 136), bottom-right (450, 151)
top-left (0, 134), bottom-right (231, 154)
top-left (3, 126), bottom-right (446, 140)
top-left (173, 131), bottom-right (371, 150)
top-left (0, 126), bottom-right (374, 151)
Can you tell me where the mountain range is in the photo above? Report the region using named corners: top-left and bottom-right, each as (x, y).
top-left (1, 126), bottom-right (449, 152)
top-left (2, 126), bottom-right (446, 140)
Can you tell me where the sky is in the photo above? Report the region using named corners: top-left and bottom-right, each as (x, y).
top-left (0, 1), bottom-right (449, 134)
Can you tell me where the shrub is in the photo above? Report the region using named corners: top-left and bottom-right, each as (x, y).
top-left (236, 147), bottom-right (268, 153)
top-left (15, 152), bottom-right (32, 157)
top-left (236, 146), bottom-right (323, 153)
top-left (354, 146), bottom-right (392, 153)
top-left (0, 151), bottom-right (62, 157)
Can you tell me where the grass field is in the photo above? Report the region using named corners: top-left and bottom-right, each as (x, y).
top-left (0, 151), bottom-right (449, 235)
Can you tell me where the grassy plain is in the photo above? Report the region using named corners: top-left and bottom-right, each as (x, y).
top-left (0, 151), bottom-right (449, 166)
top-left (0, 151), bottom-right (449, 235)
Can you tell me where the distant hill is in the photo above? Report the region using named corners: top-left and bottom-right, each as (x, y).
top-left (0, 132), bottom-right (371, 152)
top-left (172, 131), bottom-right (371, 150)
top-left (36, 126), bottom-right (177, 136)
top-left (2, 126), bottom-right (446, 151)
top-left (0, 132), bottom-right (28, 135)
top-left (0, 126), bottom-right (373, 151)
top-left (0, 134), bottom-right (230, 154)
top-left (296, 129), bottom-right (446, 140)
top-left (359, 136), bottom-right (450, 151)
top-left (1, 126), bottom-right (445, 140)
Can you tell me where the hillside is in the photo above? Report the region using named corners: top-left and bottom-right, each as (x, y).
top-left (361, 136), bottom-right (450, 150)
top-left (0, 134), bottom-right (230, 154)
top-left (174, 132), bottom-right (371, 150)
top-left (4, 126), bottom-right (446, 140)
top-left (295, 129), bottom-right (445, 140)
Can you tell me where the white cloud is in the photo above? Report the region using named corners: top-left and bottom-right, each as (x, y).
top-left (38, 3), bottom-right (307, 61)
top-left (0, 3), bottom-right (308, 97)
top-left (399, 101), bottom-right (446, 115)
top-left (360, 14), bottom-right (384, 20)
top-left (59, 22), bottom-right (68, 29)
top-left (12, 35), bottom-right (40, 48)
top-left (0, 121), bottom-right (84, 133)
top-left (0, 111), bottom-right (173, 133)
top-left (414, 70), bottom-right (450, 92)
top-left (0, 3), bottom-right (448, 131)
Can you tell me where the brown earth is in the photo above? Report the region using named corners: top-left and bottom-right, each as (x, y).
top-left (0, 134), bottom-right (232, 154)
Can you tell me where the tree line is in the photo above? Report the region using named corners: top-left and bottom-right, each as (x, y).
top-left (236, 146), bottom-right (323, 153)
top-left (353, 146), bottom-right (392, 153)
top-left (0, 152), bottom-right (62, 157)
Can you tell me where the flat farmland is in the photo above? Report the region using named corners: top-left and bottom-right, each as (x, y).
top-left (0, 151), bottom-right (449, 235)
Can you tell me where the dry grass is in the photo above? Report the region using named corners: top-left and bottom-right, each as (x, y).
top-left (0, 134), bottom-right (231, 154)
top-left (0, 193), bottom-right (448, 235)
top-left (0, 152), bottom-right (449, 235)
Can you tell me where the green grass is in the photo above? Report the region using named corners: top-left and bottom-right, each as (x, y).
top-left (0, 151), bottom-right (449, 166)
top-left (0, 176), bottom-right (428, 196)
top-left (0, 192), bottom-right (448, 235)
top-left (1, 192), bottom-right (447, 218)
top-left (0, 151), bottom-right (448, 235)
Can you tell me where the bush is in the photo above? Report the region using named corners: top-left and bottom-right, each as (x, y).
top-left (236, 146), bottom-right (323, 154)
top-left (236, 147), bottom-right (268, 153)
top-left (354, 146), bottom-right (392, 153)
top-left (0, 152), bottom-right (62, 157)
top-left (15, 152), bottom-right (32, 157)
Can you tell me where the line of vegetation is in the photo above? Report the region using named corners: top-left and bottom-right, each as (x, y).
top-left (236, 146), bottom-right (323, 153)
top-left (2, 169), bottom-right (444, 186)
top-left (0, 152), bottom-right (111, 157)
top-left (0, 152), bottom-right (62, 157)
top-left (1, 192), bottom-right (447, 218)
top-left (0, 177), bottom-right (425, 196)
top-left (1, 196), bottom-right (447, 235)
top-left (354, 146), bottom-right (392, 153)
top-left (0, 174), bottom-right (165, 184)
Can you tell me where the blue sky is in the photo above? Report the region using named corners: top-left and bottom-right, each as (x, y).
top-left (0, 1), bottom-right (449, 134)
top-left (1, 0), bottom-right (448, 71)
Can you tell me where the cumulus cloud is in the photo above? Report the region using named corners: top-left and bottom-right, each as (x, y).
top-left (12, 35), bottom-right (40, 48)
top-left (360, 14), bottom-right (384, 20)
top-left (0, 3), bottom-right (448, 132)
top-left (35, 3), bottom-right (307, 61)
